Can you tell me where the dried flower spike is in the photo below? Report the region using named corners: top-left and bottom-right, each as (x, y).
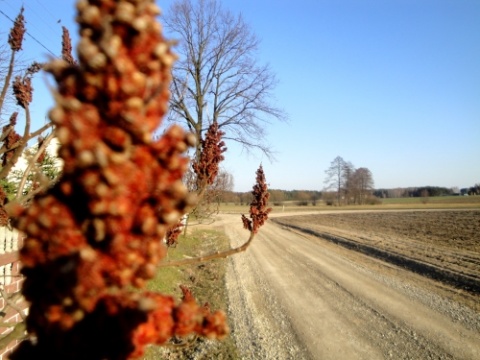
top-left (165, 220), bottom-right (183, 248)
top-left (12, 75), bottom-right (33, 108)
top-left (242, 165), bottom-right (272, 234)
top-left (0, 186), bottom-right (9, 226)
top-left (1, 112), bottom-right (22, 166)
top-left (8, 7), bottom-right (26, 52)
top-left (26, 62), bottom-right (44, 76)
top-left (61, 26), bottom-right (76, 65)
top-left (192, 121), bottom-right (226, 190)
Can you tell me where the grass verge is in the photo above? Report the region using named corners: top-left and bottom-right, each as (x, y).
top-left (142, 228), bottom-right (239, 360)
top-left (218, 195), bottom-right (480, 213)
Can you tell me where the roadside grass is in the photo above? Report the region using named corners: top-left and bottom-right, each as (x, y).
top-left (143, 229), bottom-right (240, 360)
top-left (218, 196), bottom-right (480, 213)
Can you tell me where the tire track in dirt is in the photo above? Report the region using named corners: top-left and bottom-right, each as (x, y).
top-left (222, 214), bottom-right (480, 359)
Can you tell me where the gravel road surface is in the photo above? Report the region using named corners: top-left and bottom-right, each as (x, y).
top-left (222, 212), bottom-right (480, 360)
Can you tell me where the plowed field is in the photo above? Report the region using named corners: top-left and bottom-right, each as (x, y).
top-left (272, 210), bottom-right (480, 295)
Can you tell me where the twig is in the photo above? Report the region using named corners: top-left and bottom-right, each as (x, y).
top-left (159, 231), bottom-right (255, 267)
top-left (164, 334), bottom-right (199, 348)
top-left (15, 132), bottom-right (55, 199)
top-left (0, 122), bottom-right (53, 157)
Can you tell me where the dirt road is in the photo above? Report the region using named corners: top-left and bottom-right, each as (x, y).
top-left (221, 212), bottom-right (480, 360)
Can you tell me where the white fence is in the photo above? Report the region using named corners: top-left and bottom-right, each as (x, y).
top-left (0, 226), bottom-right (26, 359)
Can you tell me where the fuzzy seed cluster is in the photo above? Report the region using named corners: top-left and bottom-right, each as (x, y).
top-left (10, 1), bottom-right (227, 359)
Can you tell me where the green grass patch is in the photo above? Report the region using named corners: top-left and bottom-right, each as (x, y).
top-left (218, 196), bottom-right (480, 213)
top-left (143, 229), bottom-right (240, 360)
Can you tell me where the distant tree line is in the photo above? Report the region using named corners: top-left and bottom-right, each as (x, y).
top-left (461, 184), bottom-right (480, 196)
top-left (374, 183), bottom-right (480, 198)
top-left (374, 186), bottom-right (454, 198)
top-left (268, 189), bottom-right (322, 206)
top-left (211, 166), bottom-right (478, 206)
top-left (218, 189), bottom-right (322, 206)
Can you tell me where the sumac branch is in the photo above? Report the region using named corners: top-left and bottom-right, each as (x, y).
top-left (2, 1), bottom-right (271, 359)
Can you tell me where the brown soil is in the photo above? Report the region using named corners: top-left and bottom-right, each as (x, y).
top-left (273, 210), bottom-right (479, 249)
top-left (272, 210), bottom-right (480, 295)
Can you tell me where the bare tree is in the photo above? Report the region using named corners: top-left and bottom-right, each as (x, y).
top-left (269, 189), bottom-right (285, 205)
top-left (295, 190), bottom-right (311, 206)
top-left (212, 169), bottom-right (234, 201)
top-left (350, 167), bottom-right (374, 205)
top-left (324, 156), bottom-right (375, 206)
top-left (188, 168), bottom-right (233, 224)
top-left (341, 161), bottom-right (355, 205)
top-left (420, 188), bottom-right (429, 204)
top-left (163, 0), bottom-right (286, 162)
top-left (324, 156), bottom-right (351, 206)
top-left (201, 168), bottom-right (234, 213)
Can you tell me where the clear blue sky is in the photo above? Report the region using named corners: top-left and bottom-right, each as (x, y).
top-left (1, 0), bottom-right (479, 192)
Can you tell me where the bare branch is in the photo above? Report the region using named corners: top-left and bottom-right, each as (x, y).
top-left (0, 122), bottom-right (53, 158)
top-left (15, 132), bottom-right (56, 199)
top-left (159, 231), bottom-right (255, 267)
